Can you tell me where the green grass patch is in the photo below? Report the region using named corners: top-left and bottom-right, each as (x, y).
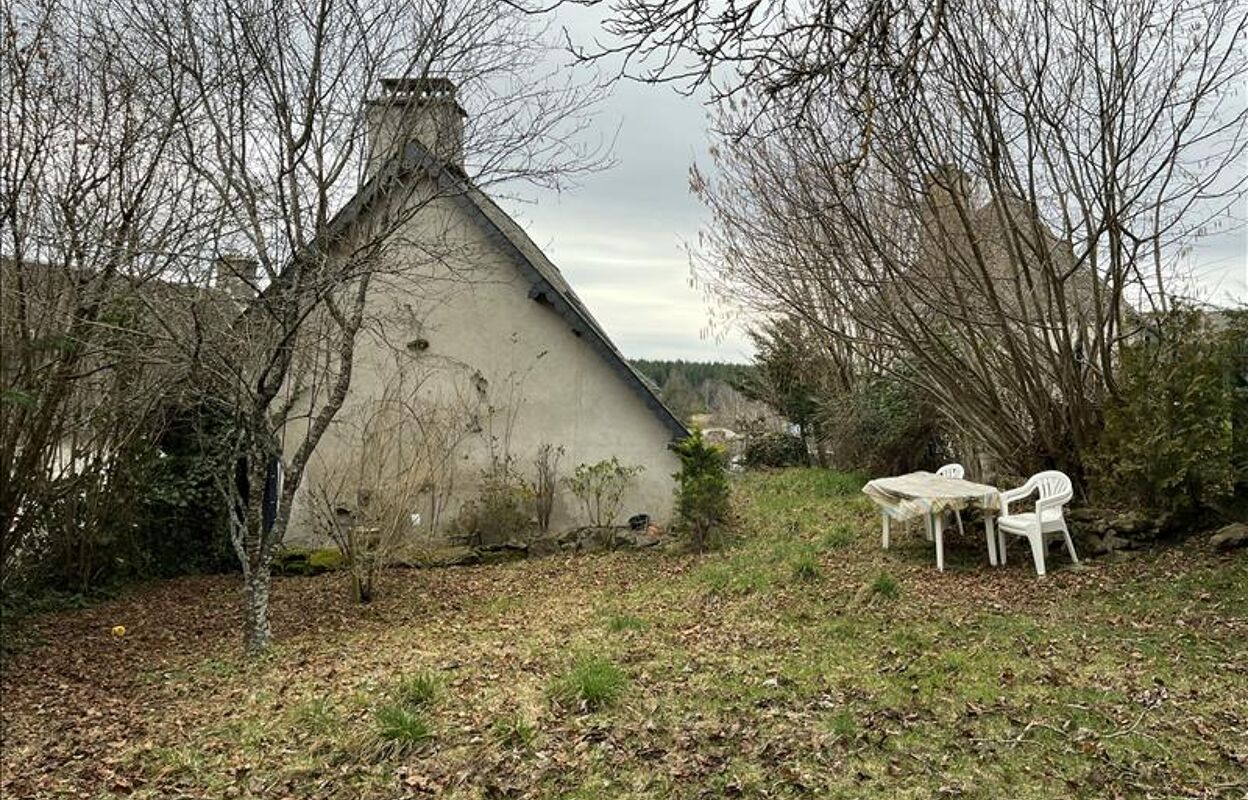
top-left (552, 652), bottom-right (627, 710)
top-left (820, 523), bottom-right (857, 550)
top-left (290, 696), bottom-right (340, 735)
top-left (789, 548), bottom-right (821, 582)
top-left (870, 571), bottom-right (900, 599)
top-left (393, 670), bottom-right (440, 709)
top-left (374, 704), bottom-right (431, 754)
top-left (695, 556), bottom-right (773, 596)
top-left (604, 612), bottom-right (647, 632)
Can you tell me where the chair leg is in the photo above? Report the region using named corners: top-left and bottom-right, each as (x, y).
top-left (881, 513), bottom-right (890, 550)
top-left (1027, 532), bottom-right (1046, 576)
top-left (998, 530), bottom-right (1007, 565)
top-left (1061, 521), bottom-right (1078, 564)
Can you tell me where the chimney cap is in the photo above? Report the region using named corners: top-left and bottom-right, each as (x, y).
top-left (373, 77), bottom-right (465, 112)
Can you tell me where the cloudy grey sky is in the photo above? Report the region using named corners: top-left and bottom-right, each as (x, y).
top-left (495, 10), bottom-right (1248, 364)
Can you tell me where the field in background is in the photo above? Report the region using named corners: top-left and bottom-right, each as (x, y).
top-left (2, 469), bottom-right (1245, 798)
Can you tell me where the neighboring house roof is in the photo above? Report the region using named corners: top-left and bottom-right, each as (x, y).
top-left (916, 176), bottom-right (1122, 334)
top-left (320, 139), bottom-right (690, 440)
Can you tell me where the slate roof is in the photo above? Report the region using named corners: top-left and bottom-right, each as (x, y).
top-left (319, 138), bottom-right (689, 440)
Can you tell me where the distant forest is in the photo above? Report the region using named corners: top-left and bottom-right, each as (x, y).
top-left (631, 359), bottom-right (754, 389)
top-left (631, 359), bottom-right (768, 428)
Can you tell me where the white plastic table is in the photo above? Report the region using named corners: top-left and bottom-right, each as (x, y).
top-left (863, 471), bottom-right (1001, 571)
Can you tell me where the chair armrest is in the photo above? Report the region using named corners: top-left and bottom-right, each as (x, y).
top-left (998, 485), bottom-right (1034, 516)
top-left (1036, 493), bottom-right (1070, 516)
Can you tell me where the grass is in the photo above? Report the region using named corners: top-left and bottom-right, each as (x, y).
top-left (374, 704), bottom-right (432, 754)
top-left (869, 570), bottom-right (900, 599)
top-left (551, 652), bottom-right (627, 710)
top-left (393, 670), bottom-right (441, 709)
top-left (604, 611), bottom-right (647, 632)
top-left (492, 711), bottom-right (537, 749)
top-left (3, 467), bottom-right (1246, 799)
top-left (788, 546), bottom-right (821, 581)
top-left (290, 696), bottom-right (340, 735)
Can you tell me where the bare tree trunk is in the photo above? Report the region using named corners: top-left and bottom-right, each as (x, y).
top-left (243, 564), bottom-right (272, 654)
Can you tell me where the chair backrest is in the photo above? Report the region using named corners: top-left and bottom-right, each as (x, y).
top-left (1028, 470), bottom-right (1072, 504)
top-left (936, 463), bottom-right (965, 480)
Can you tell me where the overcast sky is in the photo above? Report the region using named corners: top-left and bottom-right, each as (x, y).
top-left (496, 10), bottom-right (1248, 364)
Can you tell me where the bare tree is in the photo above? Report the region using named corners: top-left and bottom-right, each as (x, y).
top-left (0, 0), bottom-right (213, 589)
top-left (4, 0), bottom-right (605, 649)
top-left (556, 0), bottom-right (951, 137)
top-left (137, 0), bottom-right (606, 652)
top-left (688, 0), bottom-right (1247, 481)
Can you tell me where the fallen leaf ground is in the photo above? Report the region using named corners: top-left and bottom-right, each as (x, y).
top-left (2, 469), bottom-right (1246, 799)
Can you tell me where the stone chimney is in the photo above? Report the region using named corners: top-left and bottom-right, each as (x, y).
top-left (364, 77), bottom-right (467, 179)
top-left (215, 254), bottom-right (258, 299)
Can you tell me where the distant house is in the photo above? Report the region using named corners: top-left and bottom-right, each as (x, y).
top-left (281, 78), bottom-right (687, 544)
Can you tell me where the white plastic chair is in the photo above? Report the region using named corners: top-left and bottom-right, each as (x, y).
top-left (996, 470), bottom-right (1078, 576)
top-left (935, 463), bottom-right (966, 539)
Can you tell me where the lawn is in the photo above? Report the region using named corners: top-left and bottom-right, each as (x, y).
top-left (2, 469), bottom-right (1245, 798)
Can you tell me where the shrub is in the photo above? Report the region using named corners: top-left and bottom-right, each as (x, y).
top-left (564, 458), bottom-right (643, 528)
top-left (1091, 308), bottom-right (1246, 519)
top-left (452, 468), bottom-right (535, 546)
top-left (531, 443), bottom-right (564, 534)
top-left (741, 432), bottom-right (808, 469)
top-left (820, 371), bottom-right (947, 476)
top-left (552, 653), bottom-right (627, 710)
top-left (8, 398), bottom-right (237, 602)
top-left (671, 431), bottom-right (731, 551)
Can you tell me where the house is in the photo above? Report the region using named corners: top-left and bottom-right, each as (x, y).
top-left (281, 78), bottom-right (688, 546)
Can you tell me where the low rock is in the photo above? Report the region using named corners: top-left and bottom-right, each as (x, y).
top-left (1065, 507), bottom-right (1098, 524)
top-left (1210, 522), bottom-right (1248, 552)
top-left (620, 530), bottom-right (663, 549)
top-left (1102, 533), bottom-right (1133, 552)
top-left (1111, 511), bottom-right (1154, 537)
top-left (528, 536), bottom-right (562, 558)
top-left (476, 541), bottom-right (528, 564)
top-left (421, 546), bottom-right (481, 567)
top-left (1083, 533), bottom-right (1108, 556)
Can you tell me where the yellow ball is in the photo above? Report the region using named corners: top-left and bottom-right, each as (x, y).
top-left (111, 625), bottom-right (126, 637)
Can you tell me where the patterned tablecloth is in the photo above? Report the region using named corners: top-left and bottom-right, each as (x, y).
top-left (862, 471), bottom-right (1000, 523)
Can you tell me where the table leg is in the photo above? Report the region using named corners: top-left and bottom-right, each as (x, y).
top-left (985, 512), bottom-right (998, 566)
top-left (934, 512), bottom-right (945, 572)
top-left (881, 513), bottom-right (890, 549)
